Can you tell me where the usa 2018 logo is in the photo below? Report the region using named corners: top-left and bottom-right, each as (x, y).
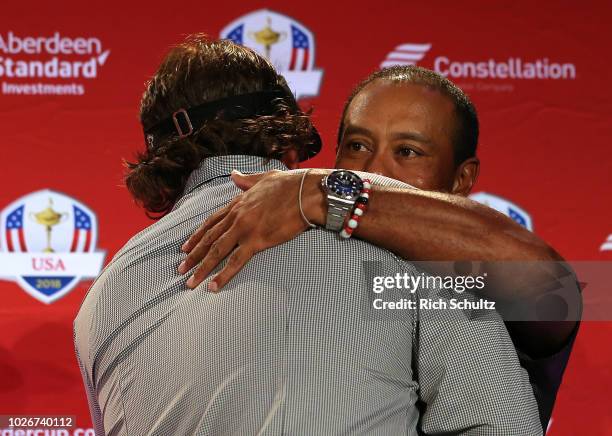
top-left (221, 9), bottom-right (323, 99)
top-left (0, 190), bottom-right (105, 304)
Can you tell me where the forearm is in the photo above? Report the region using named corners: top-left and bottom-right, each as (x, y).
top-left (303, 172), bottom-right (557, 264)
top-left (302, 172), bottom-right (580, 356)
top-left (359, 187), bottom-right (545, 261)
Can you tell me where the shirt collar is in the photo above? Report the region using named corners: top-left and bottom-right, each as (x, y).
top-left (182, 155), bottom-right (288, 197)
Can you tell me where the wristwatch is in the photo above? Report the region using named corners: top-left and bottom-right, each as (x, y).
top-left (321, 170), bottom-right (364, 231)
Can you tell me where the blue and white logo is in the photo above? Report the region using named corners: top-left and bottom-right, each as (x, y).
top-left (0, 190), bottom-right (105, 304)
top-left (469, 192), bottom-right (533, 231)
top-left (601, 234), bottom-right (612, 252)
top-left (220, 9), bottom-right (323, 99)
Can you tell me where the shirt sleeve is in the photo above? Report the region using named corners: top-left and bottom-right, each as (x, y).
top-left (516, 321), bottom-right (580, 431)
top-left (74, 331), bottom-right (105, 435)
top-left (414, 292), bottom-right (543, 435)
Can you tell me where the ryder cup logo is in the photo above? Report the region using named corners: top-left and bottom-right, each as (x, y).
top-left (469, 192), bottom-right (533, 231)
top-left (0, 190), bottom-right (105, 304)
top-left (221, 9), bottom-right (323, 99)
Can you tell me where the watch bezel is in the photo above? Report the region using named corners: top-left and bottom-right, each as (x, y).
top-left (322, 170), bottom-right (364, 201)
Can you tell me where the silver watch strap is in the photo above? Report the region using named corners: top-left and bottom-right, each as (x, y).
top-left (325, 197), bottom-right (353, 231)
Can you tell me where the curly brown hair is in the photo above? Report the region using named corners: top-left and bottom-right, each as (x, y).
top-left (125, 35), bottom-right (317, 218)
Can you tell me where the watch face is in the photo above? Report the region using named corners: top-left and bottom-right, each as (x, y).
top-left (325, 170), bottom-right (363, 200)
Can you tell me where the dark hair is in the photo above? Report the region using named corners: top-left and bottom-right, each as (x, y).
top-left (337, 65), bottom-right (479, 166)
top-left (125, 35), bottom-right (317, 217)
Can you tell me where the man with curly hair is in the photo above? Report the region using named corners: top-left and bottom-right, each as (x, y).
top-left (73, 36), bottom-right (541, 435)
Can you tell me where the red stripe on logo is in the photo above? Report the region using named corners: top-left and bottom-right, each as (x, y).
top-left (289, 47), bottom-right (297, 71)
top-left (83, 230), bottom-right (91, 252)
top-left (70, 228), bottom-right (79, 252)
top-left (18, 228), bottom-right (26, 252)
top-left (6, 229), bottom-right (14, 252)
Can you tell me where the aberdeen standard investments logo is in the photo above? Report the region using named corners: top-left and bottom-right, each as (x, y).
top-left (0, 31), bottom-right (110, 96)
top-left (381, 42), bottom-right (576, 83)
top-left (221, 9), bottom-right (323, 99)
top-left (0, 190), bottom-right (105, 304)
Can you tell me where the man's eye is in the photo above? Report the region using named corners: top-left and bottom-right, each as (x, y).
top-left (397, 147), bottom-right (419, 157)
top-left (348, 142), bottom-right (368, 152)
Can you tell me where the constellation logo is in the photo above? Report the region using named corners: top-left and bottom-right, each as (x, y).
top-left (380, 42), bottom-right (576, 81)
top-left (380, 43), bottom-right (431, 68)
top-left (601, 234), bottom-right (612, 252)
top-left (0, 31), bottom-right (111, 96)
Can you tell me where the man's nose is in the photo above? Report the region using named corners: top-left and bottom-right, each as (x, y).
top-left (363, 154), bottom-right (388, 176)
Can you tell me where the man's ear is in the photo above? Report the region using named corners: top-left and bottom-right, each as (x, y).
top-left (281, 148), bottom-right (300, 169)
top-left (452, 157), bottom-right (480, 196)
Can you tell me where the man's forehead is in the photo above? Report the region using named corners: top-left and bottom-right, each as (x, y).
top-left (347, 84), bottom-right (434, 126)
top-left (350, 80), bottom-right (452, 113)
top-left (343, 80), bottom-right (456, 143)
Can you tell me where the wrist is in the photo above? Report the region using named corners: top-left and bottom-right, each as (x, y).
top-left (301, 170), bottom-right (328, 226)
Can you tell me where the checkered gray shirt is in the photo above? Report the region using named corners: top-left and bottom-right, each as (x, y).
top-left (74, 155), bottom-right (542, 435)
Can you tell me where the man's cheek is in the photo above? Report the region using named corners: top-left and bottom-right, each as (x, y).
top-left (404, 176), bottom-right (432, 190)
top-left (336, 158), bottom-right (366, 172)
top-left (393, 165), bottom-right (434, 189)
top-left (401, 159), bottom-right (453, 191)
